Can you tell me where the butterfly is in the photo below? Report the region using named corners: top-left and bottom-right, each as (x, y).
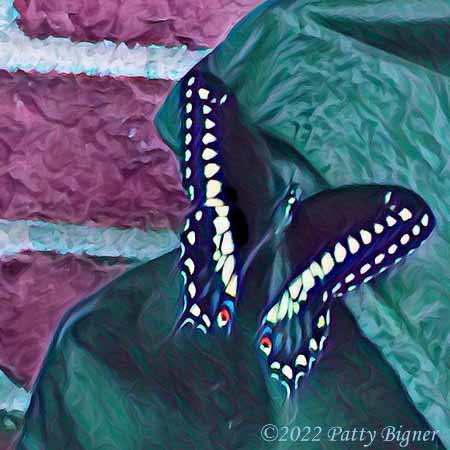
top-left (176, 71), bottom-right (248, 335)
top-left (256, 185), bottom-right (435, 396)
top-left (175, 69), bottom-right (304, 336)
top-left (174, 69), bottom-right (436, 397)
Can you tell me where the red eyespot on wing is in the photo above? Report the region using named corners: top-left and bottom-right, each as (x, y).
top-left (259, 336), bottom-right (272, 356)
top-left (217, 307), bottom-right (231, 328)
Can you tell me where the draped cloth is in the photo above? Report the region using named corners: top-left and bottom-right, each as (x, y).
top-left (19, 0), bottom-right (450, 448)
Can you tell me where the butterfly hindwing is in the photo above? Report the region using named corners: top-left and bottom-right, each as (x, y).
top-left (257, 185), bottom-right (435, 395)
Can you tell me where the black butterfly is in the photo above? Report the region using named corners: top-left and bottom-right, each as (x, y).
top-left (175, 69), bottom-right (436, 396)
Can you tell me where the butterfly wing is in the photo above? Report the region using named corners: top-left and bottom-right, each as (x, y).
top-left (257, 184), bottom-right (435, 395)
top-left (176, 71), bottom-right (249, 335)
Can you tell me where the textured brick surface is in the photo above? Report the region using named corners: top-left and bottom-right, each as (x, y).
top-left (0, 252), bottom-right (127, 388)
top-left (14, 0), bottom-right (264, 49)
top-left (0, 70), bottom-right (188, 230)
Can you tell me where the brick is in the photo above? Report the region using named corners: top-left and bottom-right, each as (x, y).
top-left (0, 70), bottom-right (188, 229)
top-left (0, 252), bottom-right (126, 388)
top-left (15, 0), bottom-right (264, 49)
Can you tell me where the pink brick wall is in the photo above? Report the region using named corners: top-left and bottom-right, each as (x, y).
top-left (15, 0), bottom-right (264, 49)
top-left (0, 252), bottom-right (126, 388)
top-left (0, 70), bottom-right (188, 229)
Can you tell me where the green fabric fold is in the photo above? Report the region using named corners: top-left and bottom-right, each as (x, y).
top-left (158, 0), bottom-right (450, 445)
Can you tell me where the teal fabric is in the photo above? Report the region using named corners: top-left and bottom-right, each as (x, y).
top-left (158, 0), bottom-right (450, 445)
top-left (18, 253), bottom-right (443, 449)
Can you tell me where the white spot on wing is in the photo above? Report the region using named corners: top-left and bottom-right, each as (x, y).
top-left (184, 258), bottom-right (195, 274)
top-left (188, 282), bottom-right (197, 297)
top-left (206, 180), bottom-right (222, 198)
top-left (282, 365), bottom-right (293, 380)
top-left (277, 291), bottom-right (290, 320)
top-left (295, 354), bottom-right (307, 367)
top-left (202, 314), bottom-right (211, 328)
top-left (302, 269), bottom-right (315, 291)
top-left (400, 234), bottom-right (410, 245)
top-left (309, 338), bottom-right (318, 351)
top-left (375, 254), bottom-right (385, 264)
top-left (345, 273), bottom-right (355, 283)
top-left (319, 336), bottom-right (327, 350)
top-left (205, 198), bottom-right (224, 207)
top-left (214, 217), bottom-right (230, 234)
top-left (332, 283), bottom-right (341, 293)
top-left (221, 231), bottom-right (234, 255)
top-left (202, 148), bottom-right (217, 160)
top-left (385, 191), bottom-right (392, 204)
top-left (215, 254), bottom-right (226, 271)
top-left (204, 163), bottom-right (220, 178)
top-left (205, 118), bottom-right (215, 129)
top-left (310, 261), bottom-right (324, 279)
top-left (222, 255), bottom-right (235, 286)
top-left (321, 252), bottom-right (334, 275)
top-left (288, 276), bottom-right (302, 299)
top-left (295, 372), bottom-right (305, 389)
top-left (189, 303), bottom-right (201, 317)
top-left (187, 231), bottom-right (196, 245)
top-left (360, 229), bottom-right (372, 245)
top-left (215, 206), bottom-right (229, 217)
top-left (374, 223), bottom-right (384, 234)
top-left (399, 208), bottom-right (412, 221)
top-left (360, 263), bottom-right (371, 274)
top-left (267, 304), bottom-right (279, 323)
top-left (213, 235), bottom-right (221, 247)
top-left (225, 274), bottom-right (238, 297)
top-left (334, 242), bottom-right (347, 263)
top-left (388, 244), bottom-right (398, 254)
top-left (317, 315), bottom-right (326, 328)
top-left (202, 133), bottom-right (216, 145)
top-left (386, 215), bottom-right (396, 227)
top-left (198, 88), bottom-right (210, 100)
top-left (348, 236), bottom-right (360, 254)
top-left (421, 214), bottom-right (429, 227)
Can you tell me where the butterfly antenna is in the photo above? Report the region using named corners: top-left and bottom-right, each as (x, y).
top-left (241, 180), bottom-right (302, 279)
